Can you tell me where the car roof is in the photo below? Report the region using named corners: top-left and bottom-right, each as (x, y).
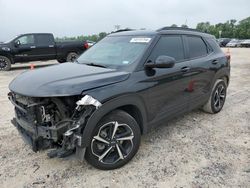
top-left (18, 33), bottom-right (53, 36)
top-left (109, 27), bottom-right (214, 38)
top-left (110, 30), bottom-right (158, 36)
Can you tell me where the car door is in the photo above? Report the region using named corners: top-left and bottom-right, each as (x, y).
top-left (141, 35), bottom-right (192, 127)
top-left (13, 34), bottom-right (36, 62)
top-left (34, 34), bottom-right (56, 60)
top-left (184, 35), bottom-right (215, 110)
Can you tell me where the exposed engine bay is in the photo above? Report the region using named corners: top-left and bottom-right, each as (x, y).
top-left (8, 92), bottom-right (101, 159)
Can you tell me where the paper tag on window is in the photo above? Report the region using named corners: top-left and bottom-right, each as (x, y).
top-left (122, 61), bottom-right (130, 64)
top-left (130, 38), bottom-right (151, 43)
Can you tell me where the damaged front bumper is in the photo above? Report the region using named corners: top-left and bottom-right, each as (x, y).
top-left (11, 117), bottom-right (70, 152)
top-left (8, 93), bottom-right (101, 160)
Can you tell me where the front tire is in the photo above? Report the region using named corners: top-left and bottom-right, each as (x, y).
top-left (0, 56), bottom-right (11, 71)
top-left (85, 110), bottom-right (141, 170)
top-left (203, 79), bottom-right (227, 114)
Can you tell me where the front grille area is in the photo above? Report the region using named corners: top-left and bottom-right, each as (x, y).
top-left (8, 92), bottom-right (38, 125)
top-left (9, 92), bottom-right (80, 153)
top-left (15, 107), bottom-right (33, 122)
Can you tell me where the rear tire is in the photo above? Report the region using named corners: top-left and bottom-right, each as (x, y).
top-left (85, 110), bottom-right (141, 170)
top-left (66, 52), bottom-right (78, 62)
top-left (0, 55), bottom-right (11, 71)
top-left (203, 79), bottom-right (227, 114)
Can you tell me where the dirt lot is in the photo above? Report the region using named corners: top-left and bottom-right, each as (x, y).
top-left (0, 49), bottom-right (249, 188)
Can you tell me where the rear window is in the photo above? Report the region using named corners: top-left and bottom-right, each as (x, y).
top-left (36, 34), bottom-right (54, 46)
top-left (187, 36), bottom-right (208, 59)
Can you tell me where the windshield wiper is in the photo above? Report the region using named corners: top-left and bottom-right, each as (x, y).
top-left (85, 62), bottom-right (107, 68)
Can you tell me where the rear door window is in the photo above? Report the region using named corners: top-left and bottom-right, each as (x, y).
top-left (187, 36), bottom-right (208, 59)
top-left (36, 34), bottom-right (54, 46)
top-left (149, 35), bottom-right (185, 62)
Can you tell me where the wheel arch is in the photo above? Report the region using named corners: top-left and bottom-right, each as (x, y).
top-left (67, 50), bottom-right (78, 55)
top-left (211, 67), bottom-right (230, 89)
top-left (221, 75), bottom-right (229, 86)
top-left (117, 104), bottom-right (144, 133)
top-left (0, 53), bottom-right (14, 64)
top-left (81, 94), bottom-right (148, 148)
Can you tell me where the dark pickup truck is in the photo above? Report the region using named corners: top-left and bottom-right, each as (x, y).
top-left (0, 33), bottom-right (89, 71)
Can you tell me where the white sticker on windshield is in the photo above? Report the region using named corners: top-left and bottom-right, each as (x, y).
top-left (122, 60), bottom-right (130, 64)
top-left (130, 38), bottom-right (151, 43)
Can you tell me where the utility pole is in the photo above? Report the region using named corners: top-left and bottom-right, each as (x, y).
top-left (114, 25), bottom-right (121, 31)
top-left (185, 19), bottom-right (188, 26)
top-left (219, 30), bottom-right (222, 38)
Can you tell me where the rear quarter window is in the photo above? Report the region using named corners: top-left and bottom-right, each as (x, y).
top-left (187, 36), bottom-right (208, 59)
top-left (206, 37), bottom-right (220, 52)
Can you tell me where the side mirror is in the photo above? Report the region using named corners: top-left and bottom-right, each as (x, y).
top-left (14, 40), bottom-right (20, 47)
top-left (145, 55), bottom-right (176, 69)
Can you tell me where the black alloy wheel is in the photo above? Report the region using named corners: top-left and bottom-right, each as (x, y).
top-left (0, 56), bottom-right (11, 71)
top-left (85, 110), bottom-right (141, 170)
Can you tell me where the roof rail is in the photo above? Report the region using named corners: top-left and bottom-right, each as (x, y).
top-left (114, 28), bottom-right (134, 33)
top-left (156, 27), bottom-right (200, 32)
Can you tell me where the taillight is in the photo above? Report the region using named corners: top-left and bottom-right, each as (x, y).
top-left (84, 43), bottom-right (89, 49)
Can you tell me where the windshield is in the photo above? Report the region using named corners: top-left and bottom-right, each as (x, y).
top-left (3, 35), bottom-right (18, 44)
top-left (77, 36), bottom-right (151, 69)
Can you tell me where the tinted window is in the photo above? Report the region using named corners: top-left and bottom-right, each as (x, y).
top-left (36, 34), bottom-right (54, 46)
top-left (187, 36), bottom-right (208, 58)
top-left (149, 35), bottom-right (185, 62)
top-left (16, 35), bottom-right (34, 45)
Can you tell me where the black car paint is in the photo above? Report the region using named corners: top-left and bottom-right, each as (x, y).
top-left (80, 31), bottom-right (229, 146)
top-left (9, 29), bottom-right (230, 153)
top-left (0, 33), bottom-right (87, 63)
top-left (9, 63), bottom-right (130, 97)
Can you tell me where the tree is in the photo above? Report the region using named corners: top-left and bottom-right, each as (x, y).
top-left (236, 17), bottom-right (250, 39)
top-left (98, 32), bottom-right (107, 40)
top-left (181, 24), bottom-right (188, 28)
top-left (196, 22), bottom-right (211, 33)
top-left (55, 16), bottom-right (250, 41)
top-left (195, 17), bottom-right (250, 39)
top-left (171, 24), bottom-right (178, 27)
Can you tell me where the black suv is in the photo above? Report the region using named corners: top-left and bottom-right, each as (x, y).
top-left (8, 27), bottom-right (230, 170)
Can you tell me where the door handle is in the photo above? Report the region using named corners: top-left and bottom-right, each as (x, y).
top-left (30, 46), bottom-right (36, 49)
top-left (212, 59), bottom-right (219, 65)
top-left (181, 66), bottom-right (190, 72)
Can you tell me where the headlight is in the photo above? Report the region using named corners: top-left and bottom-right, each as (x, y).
top-left (1, 47), bottom-right (11, 51)
top-left (76, 95), bottom-right (102, 109)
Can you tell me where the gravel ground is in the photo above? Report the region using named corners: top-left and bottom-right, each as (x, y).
top-left (0, 49), bottom-right (249, 188)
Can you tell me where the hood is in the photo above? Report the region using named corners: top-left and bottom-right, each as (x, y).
top-left (0, 43), bottom-right (10, 49)
top-left (9, 63), bottom-right (130, 97)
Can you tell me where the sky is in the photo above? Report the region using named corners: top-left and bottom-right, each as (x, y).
top-left (0, 0), bottom-right (249, 41)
